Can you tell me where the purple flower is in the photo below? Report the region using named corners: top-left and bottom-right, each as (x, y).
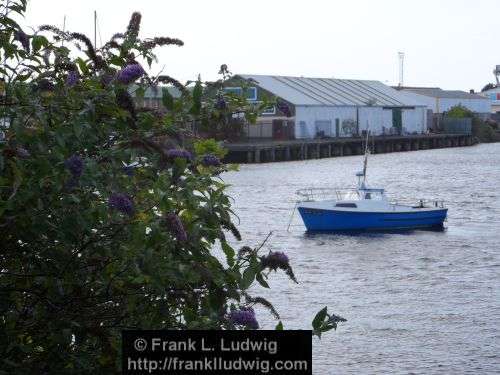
top-left (201, 154), bottom-right (221, 167)
top-left (165, 213), bottom-right (187, 242)
top-left (108, 193), bottom-right (134, 216)
top-left (215, 96), bottom-right (226, 110)
top-left (66, 71), bottom-right (80, 87)
top-left (14, 30), bottom-right (30, 53)
top-left (277, 101), bottom-right (291, 117)
top-left (261, 251), bottom-right (289, 271)
top-left (229, 308), bottom-right (259, 329)
top-left (64, 154), bottom-right (84, 178)
top-left (166, 149), bottom-right (192, 162)
top-left (117, 63), bottom-right (145, 84)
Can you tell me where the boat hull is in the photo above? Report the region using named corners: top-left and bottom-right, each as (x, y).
top-left (297, 207), bottom-right (448, 232)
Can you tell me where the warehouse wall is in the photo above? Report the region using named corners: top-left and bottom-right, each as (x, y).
top-left (294, 106), bottom-right (356, 138)
top-left (437, 98), bottom-right (490, 114)
top-left (402, 107), bottom-right (427, 133)
top-left (295, 105), bottom-right (427, 138)
top-left (401, 91), bottom-right (490, 114)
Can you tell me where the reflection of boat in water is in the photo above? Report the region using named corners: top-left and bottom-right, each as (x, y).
top-left (295, 134), bottom-right (447, 232)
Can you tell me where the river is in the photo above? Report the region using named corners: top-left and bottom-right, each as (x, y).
top-left (223, 143), bottom-right (500, 374)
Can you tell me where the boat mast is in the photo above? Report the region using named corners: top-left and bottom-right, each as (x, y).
top-left (362, 128), bottom-right (370, 184)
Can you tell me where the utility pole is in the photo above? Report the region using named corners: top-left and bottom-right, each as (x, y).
top-left (94, 11), bottom-right (97, 48)
top-left (61, 15), bottom-right (66, 46)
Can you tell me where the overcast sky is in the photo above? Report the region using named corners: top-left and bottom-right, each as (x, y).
top-left (22, 0), bottom-right (500, 91)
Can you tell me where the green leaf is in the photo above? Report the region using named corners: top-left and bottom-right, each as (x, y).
top-left (221, 241), bottom-right (235, 267)
top-left (75, 57), bottom-right (89, 76)
top-left (109, 55), bottom-right (124, 67)
top-left (55, 133), bottom-right (65, 148)
top-left (161, 88), bottom-right (174, 110)
top-left (31, 35), bottom-right (48, 53)
top-left (73, 122), bottom-right (83, 139)
top-left (190, 79), bottom-right (202, 115)
top-left (275, 321), bottom-right (283, 330)
top-left (312, 306), bottom-right (328, 331)
top-left (255, 272), bottom-right (269, 288)
top-left (240, 266), bottom-right (255, 290)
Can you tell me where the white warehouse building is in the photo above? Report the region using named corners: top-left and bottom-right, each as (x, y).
top-left (236, 74), bottom-right (428, 140)
top-left (397, 87), bottom-right (491, 116)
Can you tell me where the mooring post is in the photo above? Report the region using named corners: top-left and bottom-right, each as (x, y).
top-left (285, 147), bottom-right (291, 161)
top-left (270, 148), bottom-right (276, 162)
top-left (254, 148), bottom-right (261, 163)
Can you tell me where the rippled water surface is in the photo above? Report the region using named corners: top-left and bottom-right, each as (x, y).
top-left (222, 143), bottom-right (500, 374)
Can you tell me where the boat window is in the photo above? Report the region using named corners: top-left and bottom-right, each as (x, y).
top-left (365, 193), bottom-right (371, 199)
top-left (335, 203), bottom-right (357, 208)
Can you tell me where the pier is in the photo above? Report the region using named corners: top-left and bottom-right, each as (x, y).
top-left (223, 134), bottom-right (476, 163)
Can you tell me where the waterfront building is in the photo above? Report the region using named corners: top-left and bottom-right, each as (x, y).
top-left (397, 87), bottom-right (491, 128)
top-left (230, 74), bottom-right (428, 140)
top-left (129, 85), bottom-right (181, 109)
top-left (480, 85), bottom-right (500, 114)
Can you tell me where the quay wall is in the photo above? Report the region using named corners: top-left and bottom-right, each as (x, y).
top-left (223, 134), bottom-right (476, 164)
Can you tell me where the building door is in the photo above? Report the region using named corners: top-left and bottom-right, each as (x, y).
top-left (392, 108), bottom-right (402, 135)
top-left (272, 120), bottom-right (285, 140)
top-left (335, 118), bottom-right (340, 137)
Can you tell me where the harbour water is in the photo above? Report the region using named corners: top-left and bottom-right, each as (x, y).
top-left (223, 143), bottom-right (500, 374)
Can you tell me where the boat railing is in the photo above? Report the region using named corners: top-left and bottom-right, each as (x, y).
top-left (296, 188), bottom-right (446, 208)
top-left (391, 197), bottom-right (446, 209)
top-left (296, 187), bottom-right (359, 202)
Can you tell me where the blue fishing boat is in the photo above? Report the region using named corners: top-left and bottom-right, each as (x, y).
top-left (295, 136), bottom-right (447, 232)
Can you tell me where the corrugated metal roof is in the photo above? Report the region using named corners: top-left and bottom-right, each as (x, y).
top-left (237, 74), bottom-right (425, 107)
top-left (129, 85), bottom-right (182, 98)
top-left (399, 87), bottom-right (488, 100)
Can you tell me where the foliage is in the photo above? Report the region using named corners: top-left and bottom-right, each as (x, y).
top-left (312, 307), bottom-right (347, 338)
top-left (446, 104), bottom-right (474, 119)
top-left (446, 105), bottom-right (497, 142)
top-left (472, 117), bottom-right (497, 143)
top-left (481, 83), bottom-right (496, 92)
top-left (194, 138), bottom-right (228, 159)
top-left (0, 2), bottom-right (342, 373)
top-left (196, 71), bottom-right (275, 141)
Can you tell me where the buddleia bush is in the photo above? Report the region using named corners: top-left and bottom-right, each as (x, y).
top-left (0, 1), bottom-right (342, 372)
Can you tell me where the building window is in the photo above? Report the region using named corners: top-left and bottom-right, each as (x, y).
top-left (246, 87), bottom-right (257, 101)
top-left (224, 87), bottom-right (257, 101)
top-left (261, 105), bottom-right (276, 115)
top-left (224, 87), bottom-right (242, 96)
